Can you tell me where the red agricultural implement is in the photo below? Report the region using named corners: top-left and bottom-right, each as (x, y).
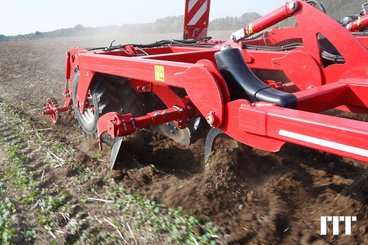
top-left (44, 0), bottom-right (368, 169)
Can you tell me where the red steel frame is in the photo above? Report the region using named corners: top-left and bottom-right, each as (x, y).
top-left (48, 0), bottom-right (368, 163)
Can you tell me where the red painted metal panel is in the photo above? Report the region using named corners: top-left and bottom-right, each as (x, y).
top-left (235, 103), bottom-right (368, 162)
top-left (222, 100), bottom-right (285, 152)
top-left (294, 83), bottom-right (348, 112)
top-left (266, 107), bottom-right (368, 162)
top-left (238, 105), bottom-right (267, 135)
top-left (76, 53), bottom-right (225, 127)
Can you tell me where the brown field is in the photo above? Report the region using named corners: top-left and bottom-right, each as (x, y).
top-left (0, 32), bottom-right (367, 244)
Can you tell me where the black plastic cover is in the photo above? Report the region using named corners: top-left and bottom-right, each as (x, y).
top-left (214, 48), bottom-right (298, 109)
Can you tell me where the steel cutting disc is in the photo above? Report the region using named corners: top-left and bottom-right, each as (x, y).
top-left (152, 122), bottom-right (191, 146)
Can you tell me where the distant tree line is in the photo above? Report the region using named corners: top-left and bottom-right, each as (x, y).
top-left (0, 1), bottom-right (363, 42)
top-left (0, 25), bottom-right (89, 42)
top-left (209, 12), bottom-right (261, 31)
top-left (0, 12), bottom-right (262, 42)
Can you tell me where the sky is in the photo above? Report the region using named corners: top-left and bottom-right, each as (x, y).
top-left (0, 0), bottom-right (287, 36)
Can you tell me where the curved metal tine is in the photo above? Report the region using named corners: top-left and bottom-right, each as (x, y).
top-left (110, 137), bottom-right (125, 170)
top-left (204, 128), bottom-right (224, 160)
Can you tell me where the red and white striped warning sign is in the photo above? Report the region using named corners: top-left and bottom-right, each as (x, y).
top-left (184, 0), bottom-right (211, 39)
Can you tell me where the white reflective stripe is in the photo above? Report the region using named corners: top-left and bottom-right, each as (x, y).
top-left (188, 0), bottom-right (198, 12)
top-left (188, 0), bottom-right (208, 26)
top-left (279, 129), bottom-right (368, 157)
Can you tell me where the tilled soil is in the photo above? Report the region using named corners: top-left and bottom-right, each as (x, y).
top-left (0, 36), bottom-right (367, 244)
top-left (109, 131), bottom-right (367, 244)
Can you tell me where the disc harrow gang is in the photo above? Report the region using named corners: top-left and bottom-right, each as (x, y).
top-left (43, 97), bottom-right (60, 124)
top-left (46, 0), bottom-right (368, 168)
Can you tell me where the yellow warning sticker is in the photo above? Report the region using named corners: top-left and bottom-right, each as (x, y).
top-left (154, 65), bottom-right (165, 82)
